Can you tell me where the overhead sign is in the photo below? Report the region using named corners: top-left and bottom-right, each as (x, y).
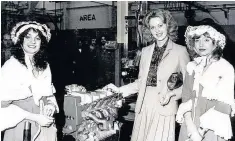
top-left (68, 6), bottom-right (112, 29)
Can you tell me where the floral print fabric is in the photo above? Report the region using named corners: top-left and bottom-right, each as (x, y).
top-left (146, 40), bottom-right (168, 86)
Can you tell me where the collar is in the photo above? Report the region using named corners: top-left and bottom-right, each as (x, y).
top-left (194, 56), bottom-right (218, 66)
top-left (154, 37), bottom-right (169, 49)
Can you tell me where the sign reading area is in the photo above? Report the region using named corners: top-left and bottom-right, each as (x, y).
top-left (68, 7), bottom-right (112, 29)
top-left (80, 14), bottom-right (96, 21)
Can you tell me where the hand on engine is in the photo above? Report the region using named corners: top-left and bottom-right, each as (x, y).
top-left (102, 83), bottom-right (120, 93)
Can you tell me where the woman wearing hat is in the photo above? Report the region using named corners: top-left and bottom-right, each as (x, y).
top-left (1, 21), bottom-right (58, 141)
top-left (176, 25), bottom-right (234, 141)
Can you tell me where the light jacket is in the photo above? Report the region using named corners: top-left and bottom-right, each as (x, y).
top-left (120, 39), bottom-right (190, 115)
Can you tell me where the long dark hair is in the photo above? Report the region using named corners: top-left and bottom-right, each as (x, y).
top-left (12, 28), bottom-right (48, 71)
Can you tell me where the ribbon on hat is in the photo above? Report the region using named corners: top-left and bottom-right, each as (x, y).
top-left (11, 21), bottom-right (51, 45)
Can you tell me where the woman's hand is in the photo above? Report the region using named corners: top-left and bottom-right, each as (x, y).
top-left (43, 104), bottom-right (56, 117)
top-left (35, 114), bottom-right (54, 127)
top-left (115, 99), bottom-right (123, 108)
top-left (28, 113), bottom-right (54, 127)
top-left (160, 91), bottom-right (175, 106)
top-left (102, 83), bottom-right (120, 93)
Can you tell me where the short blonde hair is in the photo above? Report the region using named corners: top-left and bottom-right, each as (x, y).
top-left (143, 9), bottom-right (178, 42)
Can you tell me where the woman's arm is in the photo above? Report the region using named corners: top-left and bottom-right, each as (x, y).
top-left (1, 104), bottom-right (54, 131)
top-left (119, 49), bottom-right (145, 97)
top-left (1, 104), bottom-right (31, 131)
top-left (176, 69), bottom-right (195, 124)
top-left (171, 47), bottom-right (190, 101)
top-left (184, 112), bottom-right (203, 141)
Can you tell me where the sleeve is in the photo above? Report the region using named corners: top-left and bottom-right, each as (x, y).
top-left (119, 49), bottom-right (144, 97)
top-left (199, 64), bottom-right (234, 140)
top-left (171, 47), bottom-right (190, 101)
top-left (176, 99), bottom-right (192, 124)
top-left (1, 59), bottom-right (32, 101)
top-left (1, 105), bottom-right (30, 131)
top-left (182, 71), bottom-right (195, 103)
top-left (176, 71), bottom-right (195, 124)
top-left (176, 64), bottom-right (195, 124)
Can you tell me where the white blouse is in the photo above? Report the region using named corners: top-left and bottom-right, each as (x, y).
top-left (1, 55), bottom-right (58, 130)
top-left (177, 57), bottom-right (234, 140)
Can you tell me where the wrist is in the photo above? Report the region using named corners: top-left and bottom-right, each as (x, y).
top-left (168, 91), bottom-right (176, 97)
top-left (26, 112), bottom-right (37, 121)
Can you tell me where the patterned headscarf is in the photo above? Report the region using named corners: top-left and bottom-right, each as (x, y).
top-left (185, 25), bottom-right (226, 50)
top-left (11, 21), bottom-right (51, 45)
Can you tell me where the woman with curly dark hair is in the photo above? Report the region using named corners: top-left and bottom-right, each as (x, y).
top-left (103, 9), bottom-right (190, 141)
top-left (1, 21), bottom-right (58, 141)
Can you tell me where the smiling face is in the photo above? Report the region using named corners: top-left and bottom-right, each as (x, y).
top-left (194, 34), bottom-right (216, 57)
top-left (22, 29), bottom-right (41, 55)
top-left (149, 17), bottom-right (168, 41)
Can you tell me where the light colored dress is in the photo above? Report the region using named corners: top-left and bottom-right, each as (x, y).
top-left (1, 55), bottom-right (59, 141)
top-left (177, 57), bottom-right (234, 141)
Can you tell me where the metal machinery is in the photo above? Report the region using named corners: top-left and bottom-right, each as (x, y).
top-left (1, 1), bottom-right (63, 34)
top-left (63, 89), bottom-right (122, 141)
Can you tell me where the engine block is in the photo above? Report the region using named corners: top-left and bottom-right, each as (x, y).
top-left (63, 92), bottom-right (122, 141)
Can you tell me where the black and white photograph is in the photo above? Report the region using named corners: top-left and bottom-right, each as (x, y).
top-left (1, 1), bottom-right (235, 141)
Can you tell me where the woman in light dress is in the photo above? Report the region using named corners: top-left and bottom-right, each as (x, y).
top-left (104, 9), bottom-right (190, 141)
